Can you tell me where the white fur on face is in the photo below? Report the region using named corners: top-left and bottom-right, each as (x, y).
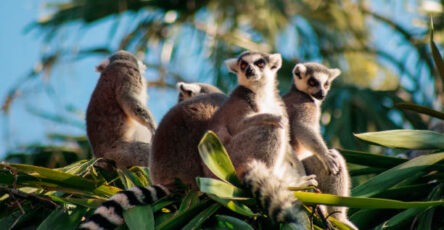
top-left (236, 54), bottom-right (277, 90)
top-left (79, 221), bottom-right (103, 230)
top-left (294, 70), bottom-right (330, 100)
top-left (177, 82), bottom-right (201, 94)
top-left (137, 60), bottom-right (147, 76)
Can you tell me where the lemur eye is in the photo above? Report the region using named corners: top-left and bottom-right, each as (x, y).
top-left (308, 78), bottom-right (318, 87)
top-left (240, 61), bottom-right (248, 70)
top-left (255, 59), bottom-right (265, 68)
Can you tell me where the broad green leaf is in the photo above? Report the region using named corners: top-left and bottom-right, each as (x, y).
top-left (37, 207), bottom-right (87, 230)
top-left (214, 215), bottom-right (254, 230)
top-left (182, 203), bottom-right (221, 230)
top-left (198, 131), bottom-right (242, 187)
top-left (197, 177), bottom-right (249, 199)
top-left (208, 194), bottom-right (257, 217)
top-left (293, 191), bottom-right (444, 209)
top-left (352, 152), bottom-right (444, 197)
top-left (156, 199), bottom-right (212, 230)
top-left (395, 103), bottom-right (444, 120)
top-left (430, 18), bottom-right (444, 86)
top-left (123, 205), bottom-right (155, 230)
top-left (354, 130), bottom-right (444, 149)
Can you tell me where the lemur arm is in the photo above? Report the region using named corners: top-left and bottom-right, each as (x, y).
top-left (115, 74), bottom-right (157, 134)
top-left (292, 121), bottom-right (340, 175)
top-left (236, 113), bottom-right (283, 133)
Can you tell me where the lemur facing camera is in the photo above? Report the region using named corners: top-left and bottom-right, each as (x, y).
top-left (283, 62), bottom-right (357, 229)
top-left (209, 51), bottom-right (317, 227)
top-left (80, 82), bottom-right (226, 230)
top-left (86, 50), bottom-right (156, 168)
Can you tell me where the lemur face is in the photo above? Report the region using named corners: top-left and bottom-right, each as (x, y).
top-left (176, 82), bottom-right (222, 102)
top-left (224, 52), bottom-right (282, 87)
top-left (293, 63), bottom-right (340, 100)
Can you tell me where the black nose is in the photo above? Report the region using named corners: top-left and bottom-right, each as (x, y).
top-left (313, 90), bottom-right (326, 100)
top-left (246, 66), bottom-right (255, 77)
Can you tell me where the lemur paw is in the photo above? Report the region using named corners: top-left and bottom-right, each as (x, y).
top-left (298, 174), bottom-right (318, 187)
top-left (326, 151), bottom-right (341, 175)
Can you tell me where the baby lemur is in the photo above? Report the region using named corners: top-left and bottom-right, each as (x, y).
top-left (209, 51), bottom-right (316, 226)
top-left (86, 50), bottom-right (156, 168)
top-left (80, 82), bottom-right (226, 230)
top-left (283, 62), bottom-right (356, 229)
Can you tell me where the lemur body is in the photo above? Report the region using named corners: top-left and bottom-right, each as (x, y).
top-left (283, 62), bottom-right (356, 229)
top-left (150, 82), bottom-right (227, 190)
top-left (86, 51), bottom-right (156, 168)
top-left (80, 82), bottom-right (226, 229)
top-left (209, 52), bottom-right (316, 225)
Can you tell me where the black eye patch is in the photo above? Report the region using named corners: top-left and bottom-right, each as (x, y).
top-left (240, 61), bottom-right (248, 70)
top-left (254, 59), bottom-right (266, 68)
top-left (308, 78), bottom-right (319, 87)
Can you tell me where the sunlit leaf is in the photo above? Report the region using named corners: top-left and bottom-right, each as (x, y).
top-left (293, 191), bottom-right (444, 209)
top-left (198, 131), bottom-right (242, 187)
top-left (196, 177), bottom-right (249, 199)
top-left (354, 130), bottom-right (444, 149)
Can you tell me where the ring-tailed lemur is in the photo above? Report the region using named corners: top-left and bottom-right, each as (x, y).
top-left (80, 82), bottom-right (226, 229)
top-left (283, 62), bottom-right (357, 229)
top-left (86, 50), bottom-right (156, 168)
top-left (208, 51), bottom-right (317, 226)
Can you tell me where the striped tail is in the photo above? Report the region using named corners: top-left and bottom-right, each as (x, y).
top-left (243, 160), bottom-right (307, 228)
top-left (79, 185), bottom-right (169, 230)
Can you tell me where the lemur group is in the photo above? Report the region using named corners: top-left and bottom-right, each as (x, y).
top-left (80, 50), bottom-right (358, 230)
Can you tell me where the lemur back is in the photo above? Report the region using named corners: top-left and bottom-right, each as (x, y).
top-left (80, 82), bottom-right (226, 229)
top-left (208, 52), bottom-right (316, 225)
top-left (150, 82), bottom-right (227, 190)
top-left (283, 62), bottom-right (357, 229)
top-left (86, 50), bottom-right (156, 168)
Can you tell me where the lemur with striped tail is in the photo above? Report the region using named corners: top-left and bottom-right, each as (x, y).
top-left (208, 51), bottom-right (317, 226)
top-left (80, 82), bottom-right (226, 229)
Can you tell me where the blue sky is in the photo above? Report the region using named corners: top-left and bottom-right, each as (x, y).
top-left (0, 1), bottom-right (436, 159)
top-left (0, 1), bottom-right (177, 158)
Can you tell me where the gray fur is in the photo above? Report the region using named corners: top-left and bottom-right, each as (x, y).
top-left (86, 50), bottom-right (156, 168)
top-left (283, 62), bottom-right (357, 229)
top-left (209, 52), bottom-right (316, 225)
top-left (151, 83), bottom-right (227, 191)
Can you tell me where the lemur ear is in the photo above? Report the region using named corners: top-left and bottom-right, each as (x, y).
top-left (96, 58), bottom-right (110, 73)
top-left (329, 68), bottom-right (341, 80)
top-left (293, 63), bottom-right (307, 79)
top-left (268, 53), bottom-right (282, 70)
top-left (176, 82), bottom-right (201, 95)
top-left (224, 58), bottom-right (239, 74)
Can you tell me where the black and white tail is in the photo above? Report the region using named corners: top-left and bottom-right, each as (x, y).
top-left (243, 160), bottom-right (308, 228)
top-left (79, 185), bottom-right (169, 230)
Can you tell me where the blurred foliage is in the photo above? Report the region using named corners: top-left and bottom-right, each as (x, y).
top-left (3, 0), bottom-right (444, 155)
